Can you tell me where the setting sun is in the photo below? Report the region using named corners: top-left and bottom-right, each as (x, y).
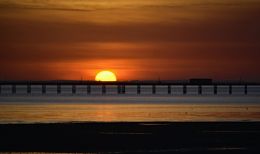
top-left (95, 71), bottom-right (117, 81)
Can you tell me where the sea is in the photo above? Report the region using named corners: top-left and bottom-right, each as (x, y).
top-left (0, 95), bottom-right (260, 123)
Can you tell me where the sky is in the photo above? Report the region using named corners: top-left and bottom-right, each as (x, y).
top-left (0, 0), bottom-right (260, 81)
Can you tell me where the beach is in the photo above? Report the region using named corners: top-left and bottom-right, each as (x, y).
top-left (0, 122), bottom-right (260, 153)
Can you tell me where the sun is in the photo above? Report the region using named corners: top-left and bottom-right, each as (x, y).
top-left (95, 70), bottom-right (117, 81)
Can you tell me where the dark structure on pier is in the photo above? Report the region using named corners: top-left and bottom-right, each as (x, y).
top-left (189, 78), bottom-right (212, 84)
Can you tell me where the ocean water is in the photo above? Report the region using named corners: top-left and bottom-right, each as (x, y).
top-left (0, 96), bottom-right (260, 123)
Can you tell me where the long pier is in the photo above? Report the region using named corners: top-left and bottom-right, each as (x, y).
top-left (0, 80), bottom-right (260, 95)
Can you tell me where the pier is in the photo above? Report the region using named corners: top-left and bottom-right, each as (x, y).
top-left (0, 80), bottom-right (260, 95)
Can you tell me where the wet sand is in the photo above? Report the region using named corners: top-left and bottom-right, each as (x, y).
top-left (0, 122), bottom-right (260, 153)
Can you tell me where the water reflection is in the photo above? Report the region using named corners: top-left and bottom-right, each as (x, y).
top-left (0, 103), bottom-right (260, 123)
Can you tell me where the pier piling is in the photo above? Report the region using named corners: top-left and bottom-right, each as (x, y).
top-left (87, 85), bottom-right (91, 94)
top-left (229, 85), bottom-right (232, 95)
top-left (27, 85), bottom-right (31, 94)
top-left (12, 85), bottom-right (16, 94)
top-left (122, 85), bottom-right (126, 94)
top-left (214, 85), bottom-right (218, 95)
top-left (42, 85), bottom-right (46, 94)
top-left (152, 85), bottom-right (156, 94)
top-left (183, 85), bottom-right (187, 95)
top-left (72, 85), bottom-right (76, 94)
top-left (102, 85), bottom-right (106, 94)
top-left (117, 85), bottom-right (121, 94)
top-left (57, 85), bottom-right (61, 94)
top-left (168, 85), bottom-right (171, 94)
top-left (137, 85), bottom-right (141, 94)
top-left (198, 85), bottom-right (202, 95)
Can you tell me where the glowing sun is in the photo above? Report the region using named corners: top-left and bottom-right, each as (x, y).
top-left (95, 71), bottom-right (117, 81)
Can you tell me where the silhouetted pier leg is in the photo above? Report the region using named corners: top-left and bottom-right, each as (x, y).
top-left (245, 85), bottom-right (248, 95)
top-left (117, 85), bottom-right (121, 94)
top-left (198, 85), bottom-right (202, 95)
top-left (168, 85), bottom-right (171, 94)
top-left (122, 85), bottom-right (126, 94)
top-left (27, 85), bottom-right (31, 94)
top-left (137, 85), bottom-right (141, 94)
top-left (102, 85), bottom-right (106, 94)
top-left (0, 85), bottom-right (1, 95)
top-left (87, 85), bottom-right (91, 94)
top-left (152, 85), bottom-right (156, 94)
top-left (229, 85), bottom-right (232, 95)
top-left (72, 85), bottom-right (76, 94)
top-left (183, 85), bottom-right (187, 95)
top-left (57, 85), bottom-right (61, 94)
top-left (214, 85), bottom-right (218, 95)
top-left (42, 85), bottom-right (46, 94)
top-left (12, 85), bottom-right (16, 94)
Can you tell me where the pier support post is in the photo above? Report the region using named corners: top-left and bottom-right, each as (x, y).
top-left (12, 85), bottom-right (16, 94)
top-left (102, 85), bottom-right (106, 94)
top-left (152, 85), bottom-right (156, 94)
top-left (214, 85), bottom-right (218, 95)
top-left (168, 85), bottom-right (171, 94)
top-left (57, 85), bottom-right (61, 94)
top-left (42, 85), bottom-right (46, 94)
top-left (137, 85), bottom-right (141, 94)
top-left (198, 85), bottom-right (202, 95)
top-left (122, 85), bottom-right (126, 94)
top-left (183, 85), bottom-right (187, 95)
top-left (117, 85), bottom-right (121, 94)
top-left (87, 85), bottom-right (91, 94)
top-left (27, 84), bottom-right (31, 94)
top-left (245, 85), bottom-right (248, 95)
top-left (0, 85), bottom-right (1, 95)
top-left (72, 85), bottom-right (76, 94)
top-left (229, 85), bottom-right (232, 95)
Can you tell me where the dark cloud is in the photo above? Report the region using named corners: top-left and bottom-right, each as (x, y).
top-left (1, 8), bottom-right (260, 44)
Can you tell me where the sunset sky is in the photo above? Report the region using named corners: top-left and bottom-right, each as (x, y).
top-left (0, 0), bottom-right (260, 81)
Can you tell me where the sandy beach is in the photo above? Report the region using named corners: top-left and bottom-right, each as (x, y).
top-left (0, 122), bottom-right (260, 153)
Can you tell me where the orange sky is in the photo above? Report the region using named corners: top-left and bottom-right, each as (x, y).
top-left (0, 0), bottom-right (260, 81)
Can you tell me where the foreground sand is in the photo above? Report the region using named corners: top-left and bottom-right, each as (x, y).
top-left (0, 122), bottom-right (260, 153)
